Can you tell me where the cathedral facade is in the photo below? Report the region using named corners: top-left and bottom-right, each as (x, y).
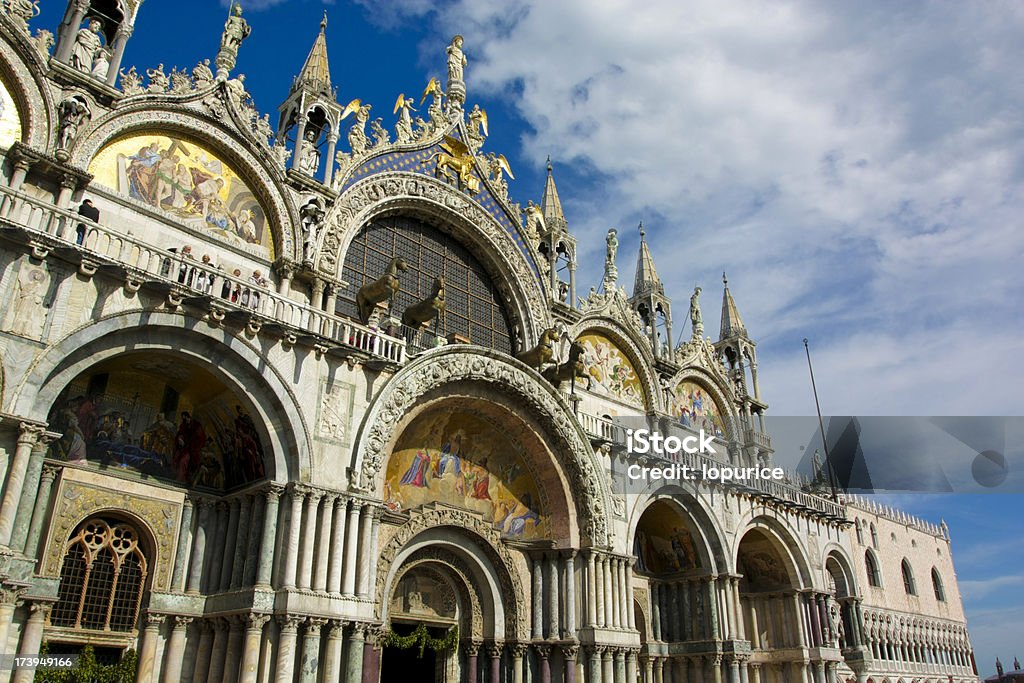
top-left (0, 3), bottom-right (978, 683)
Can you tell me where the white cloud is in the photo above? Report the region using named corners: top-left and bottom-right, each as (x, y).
top-left (370, 0), bottom-right (1024, 418)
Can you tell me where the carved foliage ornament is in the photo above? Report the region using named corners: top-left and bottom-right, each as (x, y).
top-left (316, 172), bottom-right (548, 339)
top-left (355, 348), bottom-right (609, 545)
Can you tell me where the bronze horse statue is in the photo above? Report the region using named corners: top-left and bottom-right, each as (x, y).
top-left (356, 256), bottom-right (408, 324)
top-left (515, 327), bottom-right (559, 370)
top-left (542, 341), bottom-right (592, 391)
top-left (401, 276), bottom-right (445, 332)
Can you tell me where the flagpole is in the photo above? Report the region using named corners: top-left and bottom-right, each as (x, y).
top-left (804, 338), bottom-right (839, 500)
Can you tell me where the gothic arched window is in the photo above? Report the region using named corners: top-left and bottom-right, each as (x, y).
top-left (932, 567), bottom-right (946, 602)
top-left (865, 550), bottom-right (882, 588)
top-left (901, 558), bottom-right (917, 596)
top-left (51, 518), bottom-right (148, 632)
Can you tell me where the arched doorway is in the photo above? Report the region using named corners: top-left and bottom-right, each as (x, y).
top-left (737, 527), bottom-right (806, 682)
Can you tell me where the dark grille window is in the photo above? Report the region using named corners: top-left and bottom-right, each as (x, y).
top-left (339, 215), bottom-right (513, 353)
top-left (51, 518), bottom-right (148, 632)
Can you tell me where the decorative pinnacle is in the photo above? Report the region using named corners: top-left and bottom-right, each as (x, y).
top-left (723, 271), bottom-right (728, 286)
top-left (546, 155), bottom-right (552, 173)
top-left (321, 12), bottom-right (328, 31)
top-left (638, 221), bottom-right (645, 238)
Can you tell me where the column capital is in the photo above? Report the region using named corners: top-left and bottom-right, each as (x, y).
top-left (115, 24), bottom-right (134, 39)
top-left (534, 644), bottom-right (550, 659)
top-left (351, 621), bottom-right (367, 638)
top-left (305, 616), bottom-right (329, 633)
top-left (592, 644), bottom-right (606, 656)
top-left (245, 613), bottom-right (271, 631)
top-left (464, 640), bottom-right (482, 656)
top-left (145, 611), bottom-right (166, 628)
top-left (486, 642), bottom-right (503, 658)
top-left (264, 483), bottom-right (285, 501)
top-left (560, 643), bottom-right (579, 660)
top-left (173, 615), bottom-right (194, 628)
top-left (40, 464), bottom-right (60, 482)
top-left (327, 619), bottom-right (349, 638)
top-left (277, 614), bottom-right (303, 633)
top-left (17, 423), bottom-right (46, 446)
top-left (508, 642), bottom-right (528, 657)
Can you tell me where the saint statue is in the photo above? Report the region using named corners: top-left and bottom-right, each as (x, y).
top-left (446, 35), bottom-right (466, 85)
top-left (606, 228), bottom-right (618, 263)
top-left (57, 96), bottom-right (90, 153)
top-left (299, 128), bottom-right (321, 176)
top-left (300, 199), bottom-right (325, 263)
top-left (91, 47), bottom-right (111, 81)
top-left (220, 3), bottom-right (251, 52)
top-left (690, 286), bottom-right (703, 333)
top-left (70, 18), bottom-right (103, 73)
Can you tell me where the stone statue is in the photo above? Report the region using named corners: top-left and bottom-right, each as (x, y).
top-left (427, 89), bottom-right (444, 132)
top-left (299, 198), bottom-right (325, 263)
top-left (254, 114), bottom-right (273, 144)
top-left (119, 66), bottom-right (143, 95)
top-left (393, 94), bottom-right (416, 144)
top-left (146, 64), bottom-right (169, 93)
top-left (812, 449), bottom-right (825, 483)
top-left (169, 67), bottom-right (192, 94)
top-left (370, 117), bottom-right (390, 148)
top-left (57, 96), bottom-right (90, 155)
top-left (8, 0), bottom-right (40, 32)
top-left (341, 99), bottom-right (371, 155)
top-left (826, 596), bottom-right (841, 646)
top-left (467, 104), bottom-right (487, 151)
top-left (32, 28), bottom-right (54, 57)
top-left (412, 116), bottom-right (429, 140)
top-left (5, 261), bottom-right (50, 338)
top-left (216, 2), bottom-right (251, 78)
top-left (299, 128), bottom-right (321, 176)
top-left (486, 152), bottom-right (513, 202)
top-left (70, 18), bottom-right (104, 73)
top-left (225, 74), bottom-right (249, 108)
top-left (192, 59), bottom-right (214, 88)
top-left (689, 286), bottom-right (703, 335)
top-left (270, 139), bottom-right (290, 168)
top-left (446, 35), bottom-right (466, 86)
top-left (525, 200), bottom-right (546, 237)
top-left (91, 46), bottom-right (111, 81)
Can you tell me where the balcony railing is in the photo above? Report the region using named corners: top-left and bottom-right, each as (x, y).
top-left (0, 185), bottom-right (406, 364)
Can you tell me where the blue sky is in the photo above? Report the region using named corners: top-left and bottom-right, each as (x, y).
top-left (33, 0), bottom-right (1024, 674)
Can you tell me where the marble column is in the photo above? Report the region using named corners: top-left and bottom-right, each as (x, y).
top-left (675, 656), bottom-right (689, 683)
top-left (589, 647), bottom-right (603, 683)
top-left (345, 623), bottom-right (366, 683)
top-left (562, 644), bottom-right (579, 683)
top-left (186, 498), bottom-right (212, 593)
top-left (508, 643), bottom-right (526, 683)
top-left (644, 653), bottom-right (655, 683)
top-left (586, 552), bottom-right (598, 627)
top-left (313, 494), bottom-right (336, 592)
top-left (487, 643), bottom-right (502, 683)
top-left (0, 424), bottom-right (44, 548)
top-left (642, 656), bottom-right (654, 683)
top-left (728, 657), bottom-right (741, 683)
top-left (618, 558), bottom-right (629, 629)
top-left (191, 620), bottom-right (214, 683)
top-left (651, 583), bottom-right (662, 641)
top-left (547, 553), bottom-right (560, 639)
top-left (275, 616), bottom-right (302, 683)
top-left (0, 158), bottom-right (31, 218)
top-left (161, 616), bottom-right (192, 683)
top-left (361, 633), bottom-right (381, 683)
top-left (614, 649), bottom-right (626, 683)
top-left (105, 25), bottom-right (133, 87)
top-left (205, 502), bottom-right (229, 593)
top-left (705, 579), bottom-right (719, 641)
top-left (230, 495), bottom-right (252, 589)
top-left (298, 491), bottom-right (322, 589)
top-left (532, 556), bottom-right (544, 640)
top-left (169, 498), bottom-right (194, 591)
top-left (256, 486), bottom-right (282, 588)
top-left (666, 582), bottom-right (679, 642)
top-left (206, 618), bottom-right (229, 683)
top-left (132, 612), bottom-right (165, 683)
top-left (537, 644), bottom-right (552, 683)
top-left (603, 553), bottom-right (615, 628)
top-left (626, 560), bottom-right (636, 629)
top-left (55, 0), bottom-right (91, 63)
top-left (465, 641), bottom-right (480, 683)
top-left (218, 498), bottom-right (241, 591)
top-left (238, 614), bottom-right (270, 683)
top-left (0, 590), bottom-right (21, 677)
top-left (342, 502), bottom-right (362, 596)
top-left (356, 503), bottom-right (375, 596)
top-left (282, 487), bottom-right (305, 588)
top-left (626, 651), bottom-right (638, 683)
top-left (564, 552), bottom-right (577, 637)
top-left (321, 620), bottom-right (347, 683)
top-left (327, 496), bottom-right (348, 594)
top-left (595, 555), bottom-right (606, 628)
top-left (22, 463), bottom-right (58, 559)
top-left (300, 618), bottom-right (327, 682)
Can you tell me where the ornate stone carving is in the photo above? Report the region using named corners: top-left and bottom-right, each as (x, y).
top-left (146, 64), bottom-right (169, 93)
top-left (119, 66), bottom-right (144, 95)
top-left (43, 479), bottom-right (180, 591)
top-left (57, 95), bottom-right (91, 160)
top-left (32, 28), bottom-right (54, 56)
top-left (354, 348), bottom-right (609, 545)
top-left (216, 2), bottom-right (251, 79)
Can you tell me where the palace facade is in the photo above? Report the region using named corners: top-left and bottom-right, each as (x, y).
top-left (0, 2), bottom-right (978, 682)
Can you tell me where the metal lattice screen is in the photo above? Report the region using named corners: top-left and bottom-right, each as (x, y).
top-left (338, 215), bottom-right (513, 353)
top-left (51, 518), bottom-right (148, 632)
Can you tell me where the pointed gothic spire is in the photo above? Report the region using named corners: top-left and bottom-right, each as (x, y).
top-left (719, 271), bottom-right (747, 340)
top-left (541, 156), bottom-right (567, 233)
top-left (633, 221), bottom-right (663, 296)
top-left (297, 12), bottom-right (332, 95)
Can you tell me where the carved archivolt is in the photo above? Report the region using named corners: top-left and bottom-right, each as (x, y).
top-left (42, 479), bottom-right (180, 592)
top-left (375, 507), bottom-right (526, 640)
top-left (0, 25), bottom-right (55, 149)
top-left (71, 107), bottom-right (296, 260)
top-left (392, 548), bottom-right (485, 639)
top-left (316, 172), bottom-right (549, 348)
top-left (352, 346), bottom-right (610, 546)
